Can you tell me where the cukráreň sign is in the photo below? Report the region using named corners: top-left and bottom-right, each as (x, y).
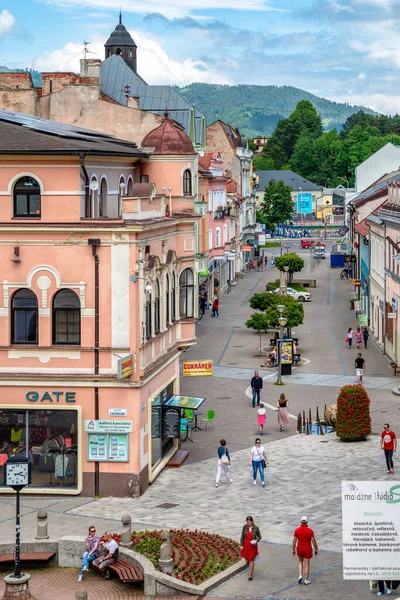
top-left (182, 360), bottom-right (213, 376)
top-left (84, 420), bottom-right (132, 434)
top-left (342, 480), bottom-right (400, 580)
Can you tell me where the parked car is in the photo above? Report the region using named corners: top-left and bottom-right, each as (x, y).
top-left (313, 247), bottom-right (326, 259)
top-left (301, 238), bottom-right (315, 248)
top-left (273, 287), bottom-right (311, 302)
top-left (315, 241), bottom-right (326, 247)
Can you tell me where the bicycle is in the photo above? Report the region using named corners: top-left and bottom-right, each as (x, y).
top-left (340, 268), bottom-right (349, 279)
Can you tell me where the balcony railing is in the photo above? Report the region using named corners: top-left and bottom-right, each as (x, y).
top-left (213, 207), bottom-right (231, 220)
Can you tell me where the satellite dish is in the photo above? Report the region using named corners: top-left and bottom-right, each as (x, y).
top-left (90, 180), bottom-right (99, 191)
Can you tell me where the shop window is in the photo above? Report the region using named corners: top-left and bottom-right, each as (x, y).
top-left (171, 273), bottom-right (176, 322)
top-left (179, 268), bottom-right (194, 318)
top-left (183, 169), bottom-right (192, 196)
top-left (13, 177), bottom-right (41, 218)
top-left (151, 381), bottom-right (175, 468)
top-left (0, 409), bottom-right (78, 490)
top-left (11, 289), bottom-right (38, 345)
top-left (145, 292), bottom-right (152, 339)
top-left (154, 280), bottom-right (161, 334)
top-left (165, 274), bottom-right (170, 325)
top-left (53, 289), bottom-right (80, 345)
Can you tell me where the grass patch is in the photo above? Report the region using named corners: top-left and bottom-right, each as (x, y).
top-left (268, 282), bottom-right (308, 292)
top-left (260, 241), bottom-right (281, 247)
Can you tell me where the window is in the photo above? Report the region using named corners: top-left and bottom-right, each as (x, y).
top-left (99, 178), bottom-right (108, 218)
top-left (128, 49), bottom-right (133, 58)
top-left (209, 229), bottom-right (213, 250)
top-left (165, 274), bottom-right (170, 325)
top-left (183, 170), bottom-right (192, 196)
top-left (154, 280), bottom-right (161, 334)
top-left (224, 224), bottom-right (228, 244)
top-left (127, 178), bottom-right (134, 196)
top-left (145, 292), bottom-right (152, 339)
top-left (53, 289), bottom-right (80, 345)
top-left (13, 177), bottom-right (41, 218)
top-left (216, 227), bottom-right (221, 247)
top-left (179, 268), bottom-right (194, 318)
top-left (12, 289), bottom-right (38, 344)
top-left (172, 273), bottom-right (176, 321)
top-left (140, 175), bottom-right (149, 183)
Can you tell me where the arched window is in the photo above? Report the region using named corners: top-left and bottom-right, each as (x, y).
top-left (53, 289), bottom-right (80, 345)
top-left (12, 289), bottom-right (38, 344)
top-left (216, 227), bottom-right (221, 248)
top-left (208, 229), bottom-right (213, 250)
top-left (128, 49), bottom-right (133, 58)
top-left (224, 224), bottom-right (228, 244)
top-left (171, 273), bottom-right (176, 322)
top-left (99, 178), bottom-right (108, 218)
top-left (154, 280), bottom-right (161, 334)
top-left (127, 177), bottom-right (134, 196)
top-left (116, 48), bottom-right (122, 55)
top-left (179, 268), bottom-right (194, 318)
top-left (165, 274), bottom-right (170, 326)
top-left (183, 169), bottom-right (192, 196)
top-left (13, 177), bottom-right (41, 218)
top-left (145, 291), bottom-right (152, 339)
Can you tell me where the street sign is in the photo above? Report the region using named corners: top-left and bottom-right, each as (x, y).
top-left (338, 225), bottom-right (349, 236)
top-left (388, 312), bottom-right (397, 319)
top-left (349, 279), bottom-right (361, 286)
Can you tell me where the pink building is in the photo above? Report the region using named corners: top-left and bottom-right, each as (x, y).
top-left (0, 111), bottom-right (198, 497)
top-left (198, 152), bottom-right (234, 298)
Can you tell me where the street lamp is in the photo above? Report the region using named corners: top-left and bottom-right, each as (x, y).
top-left (276, 305), bottom-right (287, 385)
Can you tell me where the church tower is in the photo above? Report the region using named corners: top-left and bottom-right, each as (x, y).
top-left (104, 11), bottom-right (137, 72)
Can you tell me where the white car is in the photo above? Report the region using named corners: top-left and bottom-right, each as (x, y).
top-left (273, 287), bottom-right (311, 302)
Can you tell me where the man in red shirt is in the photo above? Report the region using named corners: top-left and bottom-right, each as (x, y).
top-left (292, 516), bottom-right (318, 585)
top-left (381, 423), bottom-right (397, 474)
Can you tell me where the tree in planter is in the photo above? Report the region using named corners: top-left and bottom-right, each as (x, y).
top-left (245, 312), bottom-right (271, 356)
top-left (249, 293), bottom-right (304, 330)
top-left (259, 179), bottom-right (294, 231)
top-left (336, 385), bottom-right (372, 441)
top-left (275, 253), bottom-right (304, 284)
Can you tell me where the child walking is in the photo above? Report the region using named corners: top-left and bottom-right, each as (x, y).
top-left (355, 327), bottom-right (362, 349)
top-left (257, 403), bottom-right (266, 435)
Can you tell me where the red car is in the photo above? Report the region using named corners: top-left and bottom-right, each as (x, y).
top-left (301, 238), bottom-right (315, 248)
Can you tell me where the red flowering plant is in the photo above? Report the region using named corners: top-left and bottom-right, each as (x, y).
top-left (130, 529), bottom-right (241, 584)
top-left (336, 384), bottom-right (372, 441)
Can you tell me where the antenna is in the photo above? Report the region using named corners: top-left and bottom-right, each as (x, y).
top-left (83, 41), bottom-right (97, 59)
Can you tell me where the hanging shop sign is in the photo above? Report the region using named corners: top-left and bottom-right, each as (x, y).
top-left (349, 279), bottom-right (361, 287)
top-left (117, 354), bottom-right (134, 380)
top-left (162, 406), bottom-right (181, 439)
top-left (359, 314), bottom-right (368, 326)
top-left (182, 361), bottom-right (213, 377)
top-left (26, 390), bottom-right (76, 403)
top-left (84, 420), bottom-right (132, 434)
top-left (354, 301), bottom-right (361, 311)
top-left (342, 480), bottom-right (400, 580)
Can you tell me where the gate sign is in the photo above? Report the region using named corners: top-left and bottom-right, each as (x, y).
top-left (297, 193), bottom-right (312, 214)
top-left (342, 480), bottom-right (400, 580)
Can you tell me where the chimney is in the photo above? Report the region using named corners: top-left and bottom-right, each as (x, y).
top-left (80, 59), bottom-right (101, 79)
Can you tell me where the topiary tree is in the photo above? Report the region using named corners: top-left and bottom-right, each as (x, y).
top-left (275, 252), bottom-right (304, 283)
top-left (249, 292), bottom-right (304, 329)
top-left (245, 312), bottom-right (271, 355)
top-left (336, 385), bottom-right (371, 441)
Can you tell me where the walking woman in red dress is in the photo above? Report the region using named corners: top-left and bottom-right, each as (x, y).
top-left (240, 516), bottom-right (262, 581)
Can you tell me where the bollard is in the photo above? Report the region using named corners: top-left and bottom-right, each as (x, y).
top-left (120, 514), bottom-right (132, 548)
top-left (297, 413), bottom-right (302, 434)
top-left (308, 408), bottom-right (312, 432)
top-left (302, 410), bottom-right (306, 432)
top-left (35, 509), bottom-right (49, 540)
top-left (75, 592), bottom-right (88, 600)
top-left (316, 406), bottom-right (320, 422)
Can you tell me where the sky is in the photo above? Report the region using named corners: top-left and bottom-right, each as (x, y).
top-left (1, 0), bottom-right (400, 115)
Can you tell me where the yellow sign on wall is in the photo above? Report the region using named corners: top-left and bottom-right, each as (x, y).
top-left (183, 361), bottom-right (213, 376)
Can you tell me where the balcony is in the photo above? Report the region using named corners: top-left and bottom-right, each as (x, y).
top-left (213, 207), bottom-right (231, 220)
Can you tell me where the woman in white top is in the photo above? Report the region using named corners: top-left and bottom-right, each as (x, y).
top-left (347, 327), bottom-right (353, 349)
top-left (249, 438), bottom-right (268, 487)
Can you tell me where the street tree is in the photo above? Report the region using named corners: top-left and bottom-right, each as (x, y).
top-left (249, 293), bottom-right (304, 329)
top-left (259, 179), bottom-right (293, 231)
top-left (275, 252), bottom-right (304, 283)
top-left (245, 312), bottom-right (271, 355)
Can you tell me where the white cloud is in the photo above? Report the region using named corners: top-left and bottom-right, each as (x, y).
top-left (333, 92), bottom-right (400, 115)
top-left (32, 31), bottom-right (231, 85)
top-left (39, 0), bottom-right (280, 18)
top-left (0, 10), bottom-right (16, 38)
top-left (357, 73), bottom-right (366, 80)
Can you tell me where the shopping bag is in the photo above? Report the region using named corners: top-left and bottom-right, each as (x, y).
top-left (369, 581), bottom-right (377, 591)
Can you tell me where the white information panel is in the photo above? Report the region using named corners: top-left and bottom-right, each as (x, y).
top-left (342, 481), bottom-right (400, 580)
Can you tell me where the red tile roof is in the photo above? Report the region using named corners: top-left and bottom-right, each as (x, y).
top-left (355, 222), bottom-right (369, 237)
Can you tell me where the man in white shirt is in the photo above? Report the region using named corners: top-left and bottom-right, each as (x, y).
top-left (93, 531), bottom-right (119, 573)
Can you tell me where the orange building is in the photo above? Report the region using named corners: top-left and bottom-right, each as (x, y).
top-left (0, 110), bottom-right (199, 497)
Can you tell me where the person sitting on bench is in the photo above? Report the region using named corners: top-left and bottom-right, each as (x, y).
top-left (93, 532), bottom-right (119, 575)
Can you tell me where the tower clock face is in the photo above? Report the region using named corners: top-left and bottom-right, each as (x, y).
top-left (5, 463), bottom-right (29, 487)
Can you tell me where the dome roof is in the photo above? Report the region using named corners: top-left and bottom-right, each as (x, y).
top-left (105, 14), bottom-right (136, 47)
top-left (142, 115), bottom-right (195, 155)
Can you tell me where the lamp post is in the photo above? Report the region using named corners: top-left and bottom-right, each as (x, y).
top-left (276, 305), bottom-right (287, 385)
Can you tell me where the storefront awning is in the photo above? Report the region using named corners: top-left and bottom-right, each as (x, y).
top-left (165, 395), bottom-right (205, 410)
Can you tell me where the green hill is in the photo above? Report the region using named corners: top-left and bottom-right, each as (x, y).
top-left (175, 83), bottom-right (378, 137)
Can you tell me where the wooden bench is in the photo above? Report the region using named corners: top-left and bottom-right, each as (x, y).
top-left (0, 552), bottom-right (56, 565)
top-left (93, 558), bottom-right (144, 584)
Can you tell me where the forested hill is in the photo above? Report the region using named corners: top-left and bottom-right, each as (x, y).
top-left (175, 83), bottom-right (377, 137)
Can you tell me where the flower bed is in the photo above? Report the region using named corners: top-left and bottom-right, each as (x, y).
top-left (336, 384), bottom-right (371, 441)
top-left (114, 529), bottom-right (241, 585)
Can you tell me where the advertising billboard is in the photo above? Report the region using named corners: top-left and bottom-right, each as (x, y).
top-left (342, 480), bottom-right (400, 580)
top-left (297, 193), bottom-right (313, 214)
top-left (182, 361), bottom-right (213, 376)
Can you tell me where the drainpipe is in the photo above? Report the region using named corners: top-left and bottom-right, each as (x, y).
top-left (80, 153), bottom-right (90, 217)
top-left (383, 222), bottom-right (387, 355)
top-left (88, 238), bottom-right (101, 495)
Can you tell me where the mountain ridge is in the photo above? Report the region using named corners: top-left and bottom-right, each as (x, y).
top-left (175, 83), bottom-right (378, 137)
